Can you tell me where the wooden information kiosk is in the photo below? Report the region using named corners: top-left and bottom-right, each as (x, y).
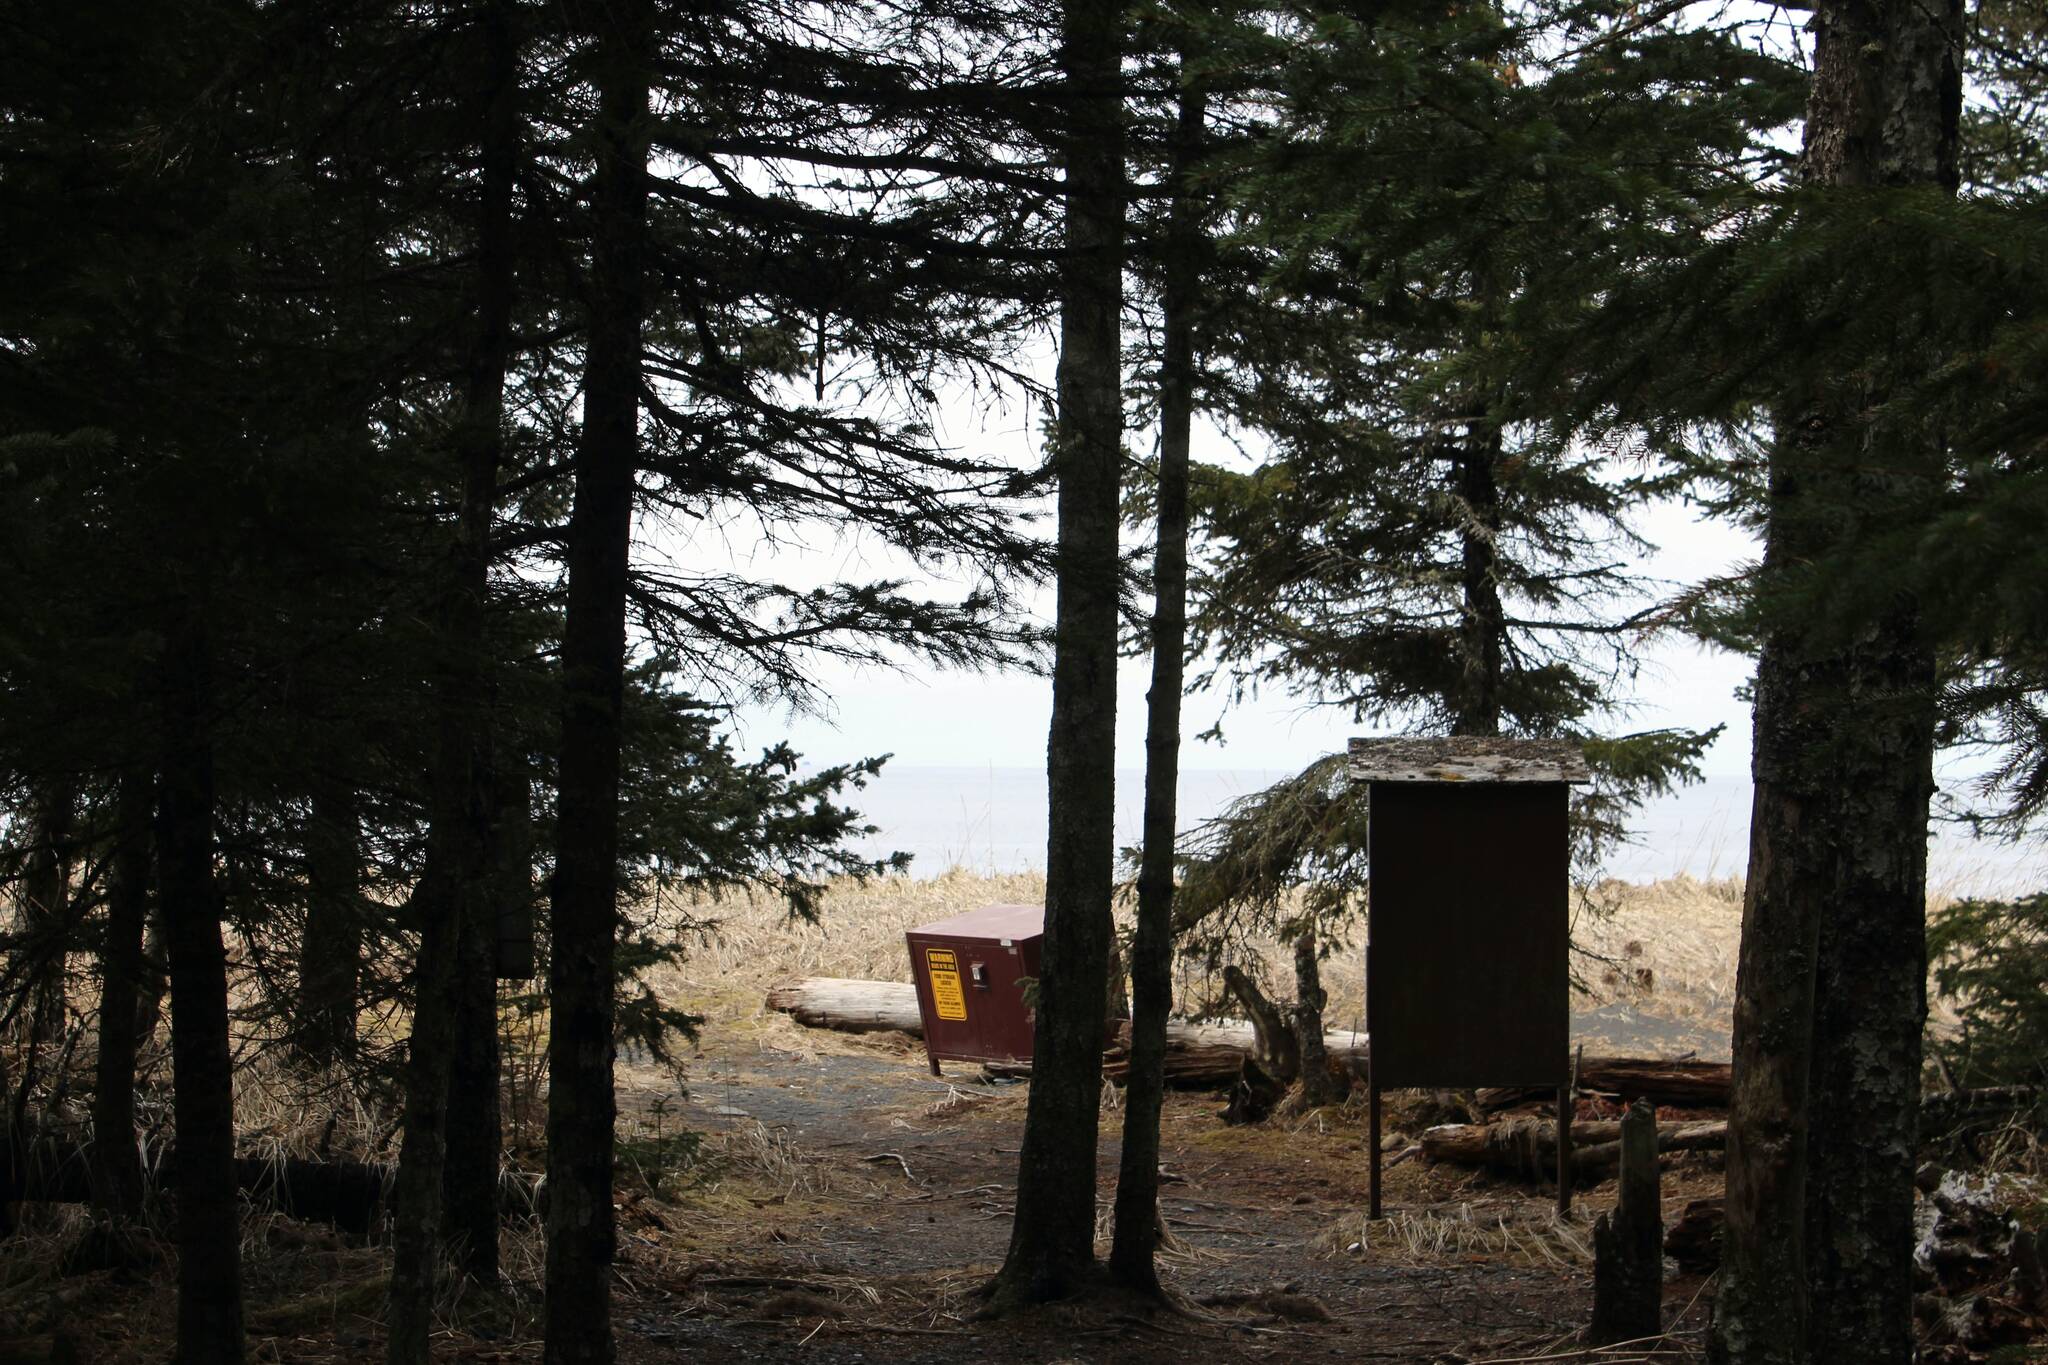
top-left (1351, 736), bottom-right (1589, 1218)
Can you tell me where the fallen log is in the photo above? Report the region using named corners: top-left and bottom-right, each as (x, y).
top-left (990, 1019), bottom-right (1370, 1089)
top-left (1420, 1117), bottom-right (1726, 1180)
top-left (764, 977), bottom-right (1368, 1088)
top-left (1110, 1019), bottom-right (1369, 1086)
top-left (1, 1140), bottom-right (539, 1235)
top-left (1476, 1058), bottom-right (1731, 1113)
top-left (764, 977), bottom-right (924, 1034)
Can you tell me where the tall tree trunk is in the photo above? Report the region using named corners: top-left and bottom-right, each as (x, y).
top-left (440, 0), bottom-right (521, 1295)
top-left (443, 768), bottom-right (505, 1283)
top-left (157, 608), bottom-right (243, 1365)
top-left (444, 761), bottom-right (529, 1280)
top-left (454, 762), bottom-right (534, 1250)
top-left (992, 0), bottom-right (1125, 1308)
top-left (1802, 642), bottom-right (1936, 1365)
top-left (1713, 578), bottom-right (1836, 1365)
top-left (88, 769), bottom-right (152, 1221)
top-left (1109, 64), bottom-right (1204, 1297)
top-left (387, 6), bottom-right (521, 1353)
top-left (490, 758), bottom-right (537, 980)
top-left (544, 1), bottom-right (651, 1357)
top-left (135, 904), bottom-right (169, 1048)
top-left (1800, 3), bottom-right (1960, 1362)
top-left (1712, 5), bottom-right (1960, 1363)
top-left (386, 875), bottom-right (462, 1363)
top-left (20, 782), bottom-right (76, 1043)
top-left (296, 776), bottom-right (361, 1063)
top-left (1452, 427), bottom-right (1504, 739)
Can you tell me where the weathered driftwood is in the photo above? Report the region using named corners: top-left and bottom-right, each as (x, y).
top-left (1590, 1101), bottom-right (1664, 1345)
top-left (764, 977), bottom-right (1368, 1087)
top-left (1220, 964), bottom-right (1299, 1079)
top-left (1420, 1116), bottom-right (1726, 1179)
top-left (0, 1140), bottom-right (538, 1235)
top-left (764, 978), bottom-right (926, 1034)
top-left (1001, 1019), bottom-right (1370, 1089)
top-left (1476, 1057), bottom-right (1732, 1113)
top-left (1223, 1056), bottom-right (1290, 1125)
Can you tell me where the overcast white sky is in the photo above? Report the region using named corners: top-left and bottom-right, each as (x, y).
top-left (698, 397), bottom-right (1766, 780)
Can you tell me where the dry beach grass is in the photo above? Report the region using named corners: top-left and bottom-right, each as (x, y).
top-left (7, 867), bottom-right (2025, 1363)
top-left (652, 867), bottom-right (1753, 1058)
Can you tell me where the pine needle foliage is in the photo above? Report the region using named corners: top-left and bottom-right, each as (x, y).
top-left (1153, 0), bottom-right (1778, 958)
top-left (1928, 892), bottom-right (2048, 1089)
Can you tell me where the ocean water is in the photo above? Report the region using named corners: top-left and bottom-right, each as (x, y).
top-left (833, 766), bottom-right (2048, 897)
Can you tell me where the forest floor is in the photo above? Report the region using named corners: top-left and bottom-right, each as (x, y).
top-left (585, 1024), bottom-right (1729, 1365)
top-left (6, 874), bottom-right (1755, 1362)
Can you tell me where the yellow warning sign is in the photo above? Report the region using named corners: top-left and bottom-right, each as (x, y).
top-left (925, 948), bottom-right (968, 1021)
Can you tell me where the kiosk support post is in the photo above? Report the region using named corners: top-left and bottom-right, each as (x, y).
top-left (1557, 1081), bottom-right (1573, 1216)
top-left (1368, 1081), bottom-right (1383, 1220)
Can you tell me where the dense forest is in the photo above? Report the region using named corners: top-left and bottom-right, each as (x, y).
top-left (1, 0), bottom-right (2044, 1362)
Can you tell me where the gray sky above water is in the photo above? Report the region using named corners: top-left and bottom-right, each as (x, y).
top-left (708, 462), bottom-right (1766, 781)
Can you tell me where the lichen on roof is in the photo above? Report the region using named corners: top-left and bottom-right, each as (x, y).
top-left (1346, 736), bottom-right (1591, 784)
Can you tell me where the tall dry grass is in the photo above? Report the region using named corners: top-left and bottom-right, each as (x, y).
top-left (647, 869), bottom-right (1753, 1057)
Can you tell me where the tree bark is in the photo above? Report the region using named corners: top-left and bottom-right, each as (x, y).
top-left (444, 785), bottom-right (505, 1282)
top-left (1801, 4), bottom-right (1960, 1362)
top-left (1714, 607), bottom-right (1833, 1365)
top-left (1291, 927), bottom-right (1345, 1107)
top-left (1452, 426), bottom-right (1506, 739)
top-left (444, 763), bottom-right (532, 1274)
top-left (1110, 62), bottom-right (1203, 1295)
top-left (88, 769), bottom-right (152, 1221)
top-left (296, 776), bottom-right (361, 1063)
top-left (438, 0), bottom-right (520, 1293)
top-left (1219, 964), bottom-right (1299, 1081)
top-left (990, 0), bottom-right (1125, 1310)
top-left (157, 609), bottom-right (243, 1365)
top-left (490, 759), bottom-right (536, 979)
top-left (1713, 5), bottom-right (1961, 1362)
top-left (544, 1), bottom-right (651, 1357)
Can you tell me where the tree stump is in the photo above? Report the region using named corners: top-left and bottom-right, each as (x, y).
top-left (1590, 1099), bottom-right (1663, 1345)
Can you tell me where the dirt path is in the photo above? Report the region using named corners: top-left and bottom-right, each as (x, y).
top-left (17, 1012), bottom-right (1719, 1363)
top-left (607, 1027), bottom-right (1717, 1364)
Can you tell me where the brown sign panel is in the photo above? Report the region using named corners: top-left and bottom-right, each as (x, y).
top-left (1366, 781), bottom-right (1569, 1089)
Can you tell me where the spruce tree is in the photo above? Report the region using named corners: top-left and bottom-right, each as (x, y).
top-left (1154, 0), bottom-right (1779, 979)
top-left (1111, 12), bottom-right (1222, 1291)
top-left (1713, 1), bottom-right (1964, 1360)
top-left (87, 770), bottom-right (152, 1222)
top-left (986, 0), bottom-right (1127, 1308)
top-left (542, 0), bottom-right (653, 1356)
